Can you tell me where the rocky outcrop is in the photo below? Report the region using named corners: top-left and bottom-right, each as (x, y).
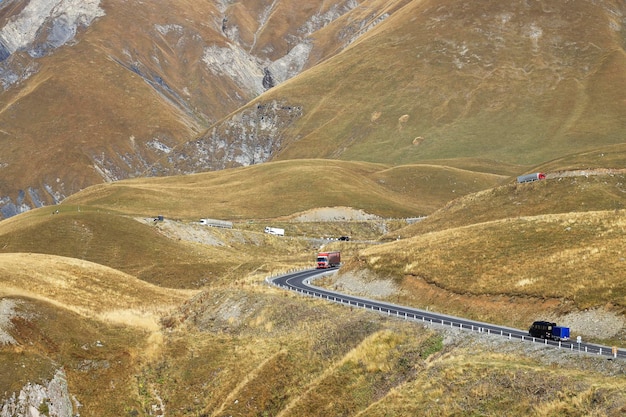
top-left (0, 0), bottom-right (105, 87)
top-left (160, 100), bottom-right (303, 175)
top-left (0, 0), bottom-right (395, 218)
top-left (0, 369), bottom-right (75, 417)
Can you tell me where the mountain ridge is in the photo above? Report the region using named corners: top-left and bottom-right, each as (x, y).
top-left (1, 0), bottom-right (407, 217)
top-left (0, 0), bottom-right (624, 220)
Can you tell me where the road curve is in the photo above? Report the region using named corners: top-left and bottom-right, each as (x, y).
top-left (269, 268), bottom-right (626, 360)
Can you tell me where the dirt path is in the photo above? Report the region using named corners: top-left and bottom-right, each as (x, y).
top-left (546, 168), bottom-right (626, 179)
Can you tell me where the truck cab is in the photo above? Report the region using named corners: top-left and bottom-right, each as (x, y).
top-left (316, 255), bottom-right (330, 269)
top-left (529, 321), bottom-right (570, 341)
top-left (316, 251), bottom-right (341, 269)
top-left (529, 321), bottom-right (556, 339)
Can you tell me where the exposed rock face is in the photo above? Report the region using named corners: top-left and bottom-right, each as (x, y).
top-left (0, 301), bottom-right (75, 416)
top-left (0, 0), bottom-right (389, 218)
top-left (0, 0), bottom-right (105, 86)
top-left (0, 369), bottom-right (75, 417)
top-left (0, 298), bottom-right (20, 345)
top-left (2, 0), bottom-right (623, 220)
top-left (265, 41), bottom-right (313, 85)
top-left (160, 100), bottom-right (303, 175)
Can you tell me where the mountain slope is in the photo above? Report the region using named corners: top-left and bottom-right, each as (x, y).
top-left (2, 1), bottom-right (625, 219)
top-left (0, 0), bottom-right (406, 217)
top-left (0, 151), bottom-right (625, 415)
top-left (0, 253), bottom-right (193, 415)
top-left (61, 159), bottom-right (506, 219)
top-left (182, 0), bottom-right (626, 172)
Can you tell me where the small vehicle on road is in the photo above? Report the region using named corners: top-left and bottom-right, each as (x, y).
top-left (517, 172), bottom-right (546, 183)
top-left (316, 251), bottom-right (341, 269)
top-left (264, 226), bottom-right (285, 236)
top-left (529, 321), bottom-right (570, 341)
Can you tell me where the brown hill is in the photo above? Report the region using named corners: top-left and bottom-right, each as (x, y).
top-left (1, 3), bottom-right (626, 411)
top-left (0, 149), bottom-right (625, 415)
top-left (1, 0), bottom-right (626, 220)
top-left (186, 0), bottom-right (626, 172)
top-left (61, 159), bottom-right (506, 219)
top-left (0, 0), bottom-right (405, 217)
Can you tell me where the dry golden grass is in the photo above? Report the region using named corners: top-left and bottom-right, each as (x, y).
top-left (2, 1), bottom-right (626, 414)
top-left (339, 209), bottom-right (626, 341)
top-left (0, 252), bottom-right (196, 415)
top-left (396, 172), bottom-right (626, 238)
top-left (1, 246), bottom-right (625, 416)
top-left (63, 159), bottom-right (504, 219)
top-left (0, 252), bottom-right (196, 329)
top-left (0, 156), bottom-right (623, 416)
top-left (537, 143), bottom-right (626, 173)
top-left (0, 134), bottom-right (624, 417)
top-left (0, 207), bottom-right (315, 288)
top-left (5, 0), bottom-right (626, 217)
top-left (145, 287), bottom-right (448, 417)
top-left (358, 347), bottom-right (626, 416)
top-left (140, 285), bottom-right (626, 417)
top-left (260, 0), bottom-right (626, 170)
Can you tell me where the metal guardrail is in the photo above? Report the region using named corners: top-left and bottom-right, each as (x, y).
top-left (266, 271), bottom-right (625, 360)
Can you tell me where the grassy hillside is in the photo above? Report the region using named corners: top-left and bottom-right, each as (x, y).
top-left (1, 161), bottom-right (626, 415)
top-left (0, 208), bottom-right (321, 288)
top-left (0, 253), bottom-right (194, 318)
top-left (396, 172), bottom-right (626, 237)
top-left (348, 210), bottom-right (626, 306)
top-left (243, 0), bottom-right (626, 167)
top-left (0, 35), bottom-right (200, 207)
top-left (538, 143), bottom-right (626, 173)
top-left (134, 287), bottom-right (626, 416)
top-left (0, 0), bottom-right (414, 215)
top-left (331, 180), bottom-right (626, 347)
top-left (62, 159), bottom-right (506, 219)
top-left (2, 252), bottom-right (625, 416)
top-left (0, 297), bottom-right (151, 416)
top-left (0, 253), bottom-right (193, 415)
top-left (1, 0), bottom-right (626, 414)
top-left (2, 0), bottom-right (625, 220)
top-left (392, 141), bottom-right (626, 236)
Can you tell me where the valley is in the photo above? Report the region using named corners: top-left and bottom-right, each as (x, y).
top-left (0, 0), bottom-right (626, 415)
top-left (1, 163), bottom-right (625, 415)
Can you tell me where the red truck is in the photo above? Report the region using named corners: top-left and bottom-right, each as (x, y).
top-left (316, 251), bottom-right (341, 269)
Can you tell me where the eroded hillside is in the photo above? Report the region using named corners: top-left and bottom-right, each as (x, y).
top-left (194, 0), bottom-right (626, 170)
top-left (1, 0), bottom-right (625, 219)
top-left (1, 2), bottom-right (626, 414)
top-left (0, 0), bottom-right (406, 217)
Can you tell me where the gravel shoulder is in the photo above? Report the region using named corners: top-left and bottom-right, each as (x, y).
top-left (329, 271), bottom-right (626, 342)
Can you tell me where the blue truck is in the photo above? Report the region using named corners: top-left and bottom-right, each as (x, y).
top-left (529, 321), bottom-right (570, 341)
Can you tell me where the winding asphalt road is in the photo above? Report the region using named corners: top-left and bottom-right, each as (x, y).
top-left (269, 268), bottom-right (626, 360)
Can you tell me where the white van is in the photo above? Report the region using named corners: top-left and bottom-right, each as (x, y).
top-left (264, 226), bottom-right (285, 236)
